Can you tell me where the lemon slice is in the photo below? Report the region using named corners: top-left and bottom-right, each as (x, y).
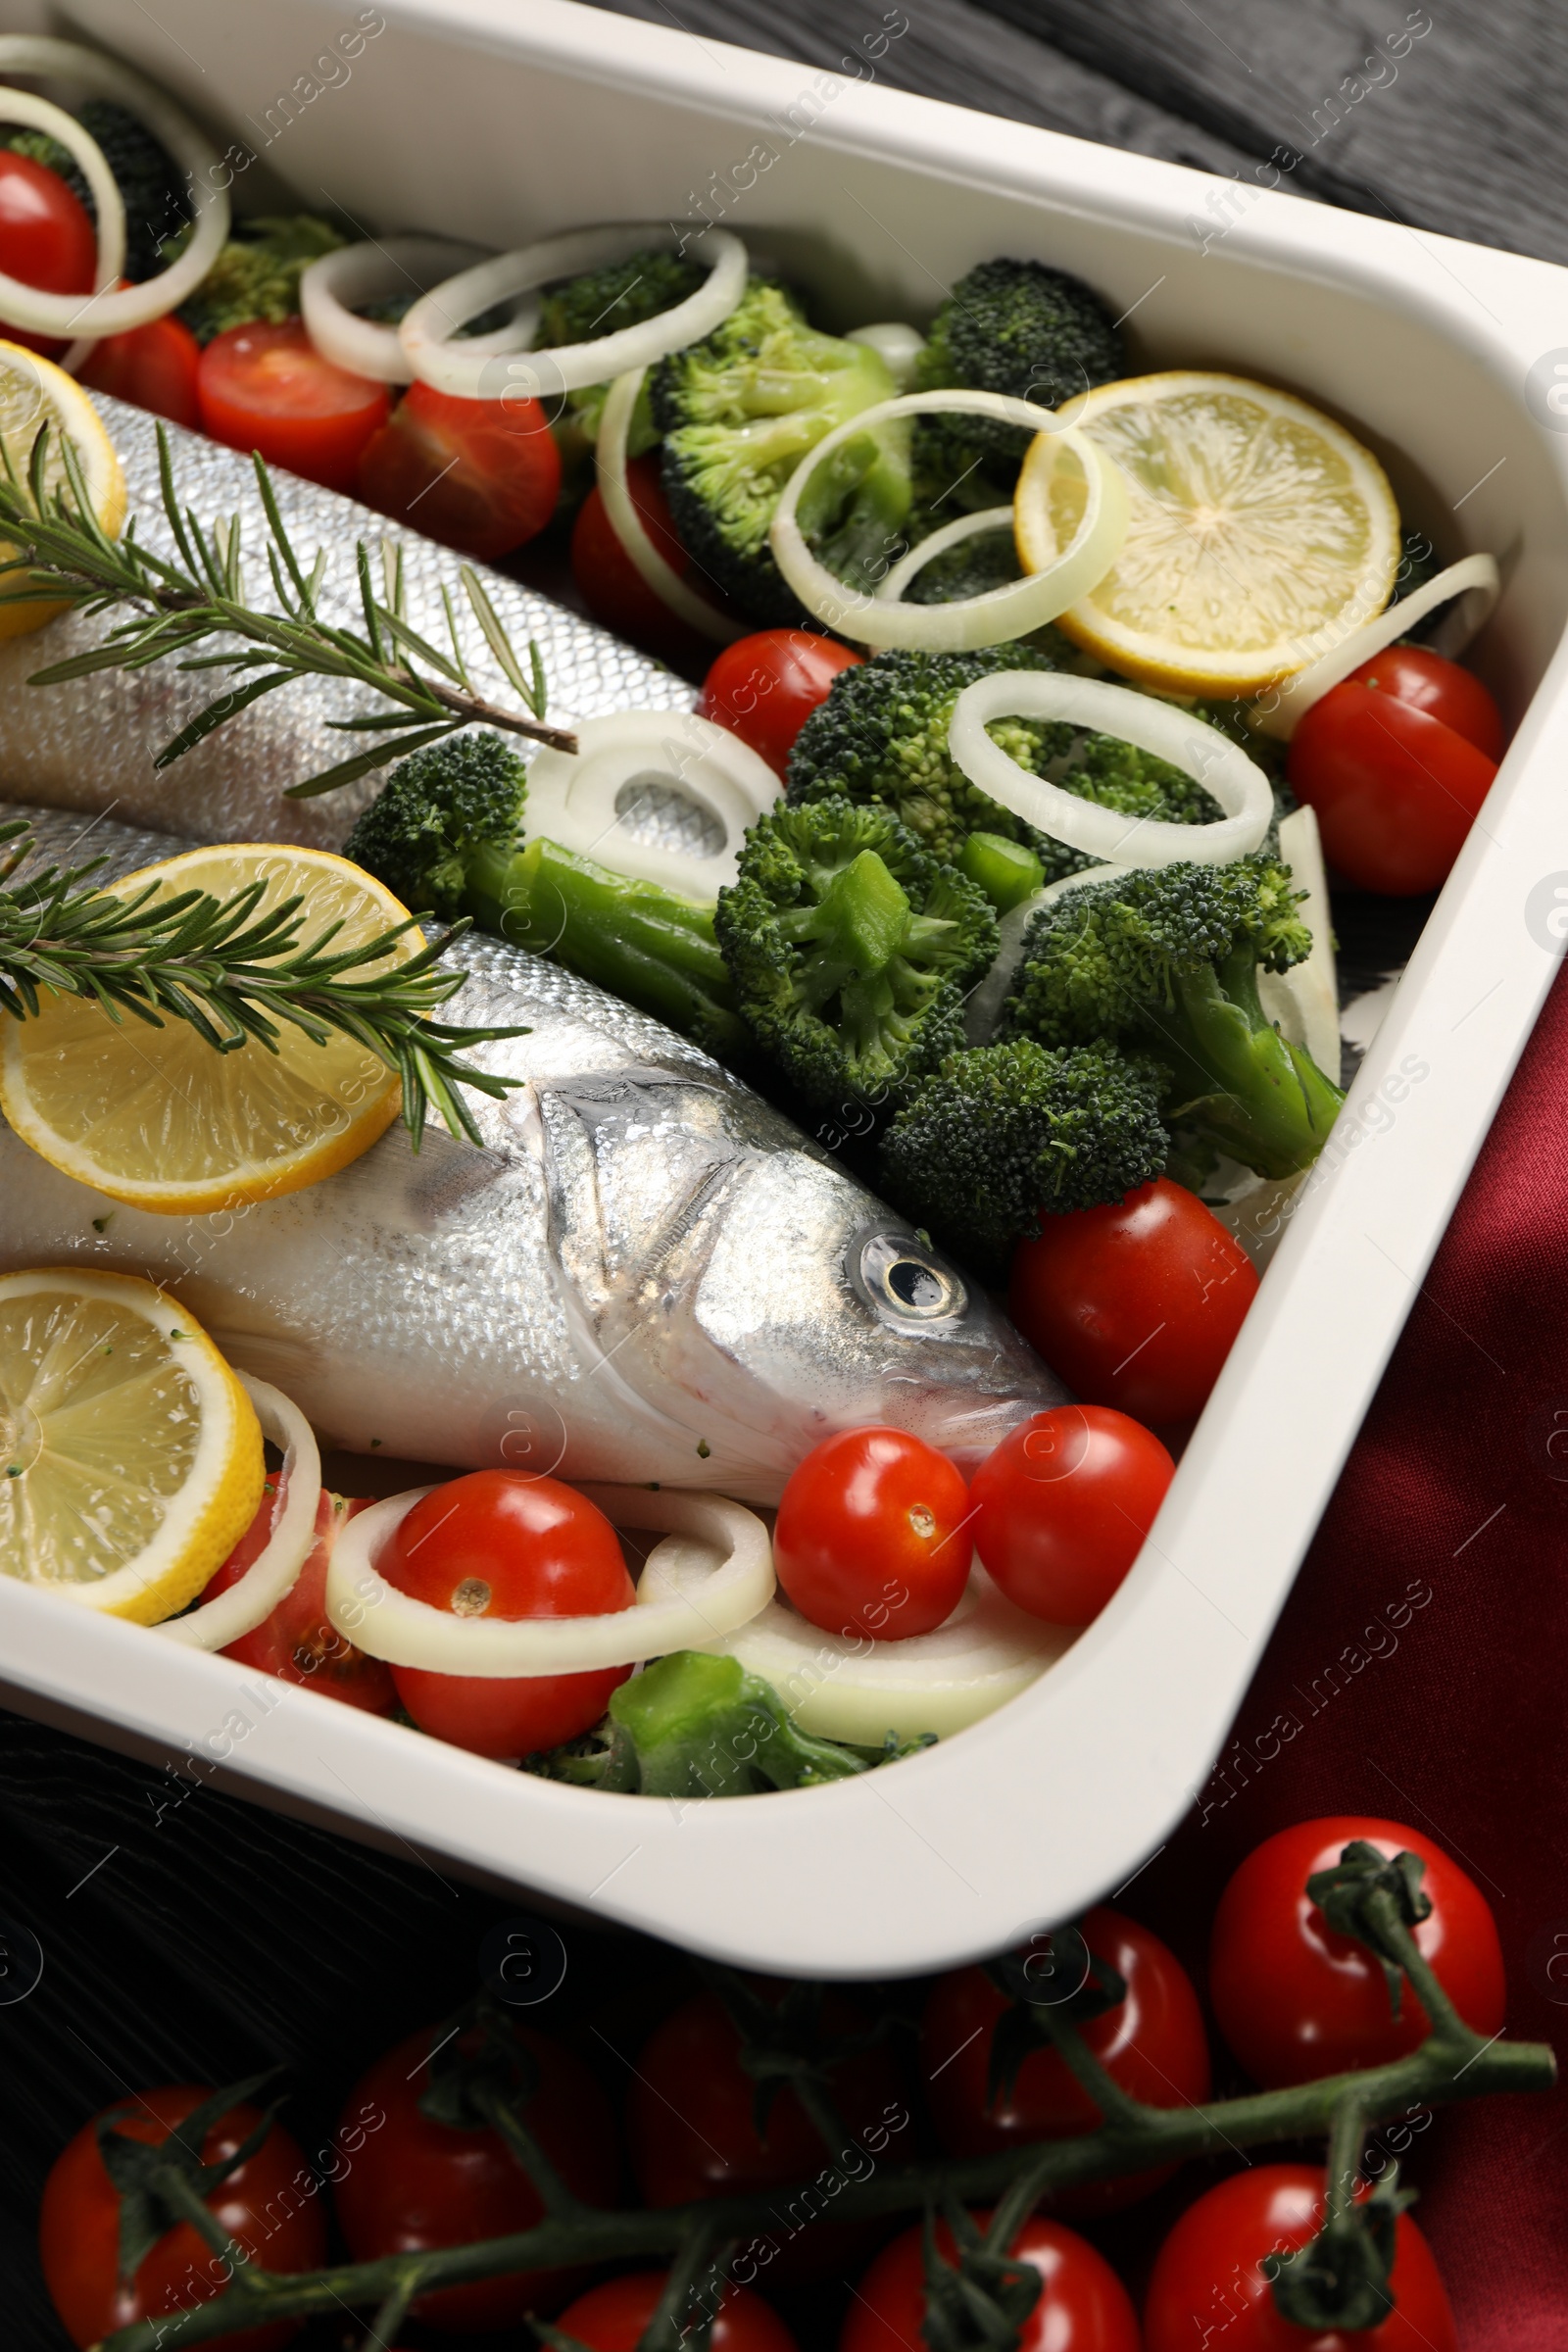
top-left (0, 1267), bottom-right (265, 1621)
top-left (0, 844), bottom-right (416, 1213)
top-left (0, 338), bottom-right (125, 641)
top-left (1015, 371), bottom-right (1399, 697)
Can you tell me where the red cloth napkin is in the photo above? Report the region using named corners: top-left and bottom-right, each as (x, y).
top-left (1127, 959), bottom-right (1568, 2345)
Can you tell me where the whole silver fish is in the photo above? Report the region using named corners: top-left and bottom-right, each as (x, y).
top-left (0, 398), bottom-right (692, 851)
top-left (0, 808), bottom-right (1065, 1503)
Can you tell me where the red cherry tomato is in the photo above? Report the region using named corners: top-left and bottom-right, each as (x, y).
top-left (1009, 1177), bottom-right (1258, 1427)
top-left (842, 2212), bottom-right (1141, 2352)
top-left (207, 1480), bottom-right (395, 1713)
top-left (1209, 1816), bottom-right (1506, 2087)
top-left (1144, 2165), bottom-right (1456, 2352)
top-left (0, 149), bottom-right (95, 357)
top-left (80, 308), bottom-right (202, 426)
top-left (198, 318), bottom-right (389, 493)
top-left (39, 2083), bottom-right (325, 2352)
top-left (1344, 643), bottom-right (1504, 760)
top-left (556, 2271), bottom-right (800, 2351)
top-left (1287, 682), bottom-right (1497, 896)
top-left (971, 1407), bottom-right (1174, 1626)
top-left (921, 1907), bottom-right (1210, 2216)
top-left (627, 1986), bottom-right (912, 2282)
top-left (570, 451), bottom-right (714, 666)
top-left (358, 378), bottom-right (560, 559)
top-left (333, 2021), bottom-right (618, 2330)
top-left (700, 629), bottom-right (863, 776)
top-left (773, 1426), bottom-right (972, 1640)
top-left (380, 1470), bottom-right (635, 1758)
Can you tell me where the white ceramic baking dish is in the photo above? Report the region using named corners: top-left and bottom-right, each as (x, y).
top-left (3, 0), bottom-right (1567, 1977)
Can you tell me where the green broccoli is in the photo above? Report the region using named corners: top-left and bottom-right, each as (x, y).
top-left (713, 798), bottom-right (997, 1111)
top-left (177, 216), bottom-right (346, 345)
top-left (341, 731), bottom-right (748, 1057)
top-left (1004, 856), bottom-right (1345, 1178)
top-left (649, 278), bottom-right (911, 626)
top-left (538, 245), bottom-right (705, 458)
top-left (880, 1038), bottom-right (1170, 1268)
top-left (1, 101), bottom-right (189, 281)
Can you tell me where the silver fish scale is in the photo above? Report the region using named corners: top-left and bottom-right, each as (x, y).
top-left (0, 396), bottom-right (694, 852)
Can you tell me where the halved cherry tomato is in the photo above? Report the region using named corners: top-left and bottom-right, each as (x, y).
top-left (333, 2021), bottom-right (618, 2330)
top-left (207, 1480), bottom-right (395, 1713)
top-left (1344, 643), bottom-right (1504, 760)
top-left (358, 379), bottom-right (560, 558)
top-left (556, 2271), bottom-right (800, 2351)
top-left (842, 2212), bottom-right (1141, 2352)
top-left (1009, 1177), bottom-right (1258, 1428)
top-left (379, 1469), bottom-right (635, 1758)
top-left (39, 2083), bottom-right (324, 2352)
top-left (571, 451), bottom-right (714, 666)
top-left (1209, 1816), bottom-right (1506, 2087)
top-left (971, 1407), bottom-right (1174, 1626)
top-left (0, 148), bottom-right (95, 357)
top-left (1287, 678), bottom-right (1497, 896)
top-left (80, 308), bottom-right (201, 427)
top-left (198, 318), bottom-right (389, 493)
top-left (1144, 2165), bottom-right (1456, 2352)
top-left (773, 1425), bottom-right (973, 1640)
top-left (699, 629), bottom-right (863, 776)
top-left (921, 1906), bottom-right (1210, 2215)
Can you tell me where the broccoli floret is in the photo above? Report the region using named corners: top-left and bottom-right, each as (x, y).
top-left (1005, 856), bottom-right (1345, 1178)
top-left (650, 278), bottom-right (911, 626)
top-left (2, 101), bottom-right (188, 280)
top-left (178, 216), bottom-right (346, 345)
top-left (342, 731), bottom-right (748, 1056)
top-left (904, 517), bottom-right (1023, 605)
top-left (880, 1039), bottom-right (1170, 1268)
top-left (714, 798), bottom-right (997, 1111)
top-left (527, 1652), bottom-right (877, 1796)
top-left (539, 246), bottom-right (705, 455)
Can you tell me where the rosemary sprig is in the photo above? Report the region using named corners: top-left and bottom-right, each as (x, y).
top-left (0, 424), bottom-right (577, 799)
top-left (0, 819), bottom-right (525, 1149)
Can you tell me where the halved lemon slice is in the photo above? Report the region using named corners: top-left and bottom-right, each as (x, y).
top-left (0, 844), bottom-right (416, 1213)
top-left (1015, 370), bottom-right (1399, 697)
top-left (0, 338), bottom-right (125, 641)
top-left (0, 1267), bottom-right (264, 1622)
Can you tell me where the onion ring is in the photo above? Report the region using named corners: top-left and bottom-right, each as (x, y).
top-left (0, 37), bottom-right (229, 336)
top-left (400, 221), bottom-right (748, 402)
top-left (847, 321), bottom-right (925, 390)
top-left (524, 710), bottom-right (780, 896)
top-left (598, 367), bottom-right (746, 644)
top-left (1253, 553), bottom-right (1500, 740)
top-left (158, 1375), bottom-right (321, 1650)
top-left (769, 390), bottom-right (1127, 650)
top-left (300, 236), bottom-right (529, 384)
top-left (0, 90), bottom-right (124, 372)
top-left (949, 672), bottom-right (1275, 866)
top-left (325, 1484), bottom-right (774, 1674)
top-left (875, 504), bottom-right (1015, 604)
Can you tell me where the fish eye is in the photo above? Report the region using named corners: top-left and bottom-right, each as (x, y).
top-left (857, 1233), bottom-right (966, 1322)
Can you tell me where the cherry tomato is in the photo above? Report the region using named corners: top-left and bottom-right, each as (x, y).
top-left (1287, 682), bottom-right (1497, 896)
top-left (556, 2271), bottom-right (800, 2351)
top-left (921, 1906), bottom-right (1209, 2215)
top-left (1209, 1816), bottom-right (1506, 2088)
top-left (773, 1426), bottom-right (972, 1641)
top-left (842, 2212), bottom-right (1141, 2352)
top-left (39, 2083), bottom-right (324, 2352)
top-left (208, 1481), bottom-right (395, 1713)
top-left (80, 308), bottom-right (202, 426)
top-left (380, 1470), bottom-right (635, 1759)
top-left (333, 2020), bottom-right (618, 2330)
top-left (699, 629), bottom-right (863, 776)
top-left (198, 319), bottom-right (389, 493)
top-left (1144, 2165), bottom-right (1456, 2352)
top-left (358, 379), bottom-right (560, 559)
top-left (0, 149), bottom-right (95, 357)
top-left (1343, 643), bottom-right (1504, 760)
top-left (570, 452), bottom-right (714, 666)
top-left (971, 1407), bottom-right (1174, 1626)
top-left (1009, 1177), bottom-right (1258, 1427)
top-left (627, 1986), bottom-right (912, 2282)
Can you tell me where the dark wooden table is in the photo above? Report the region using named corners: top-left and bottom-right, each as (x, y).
top-left (2, 6), bottom-right (1556, 2343)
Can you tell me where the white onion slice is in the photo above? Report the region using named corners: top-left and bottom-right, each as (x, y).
top-left (963, 861), bottom-right (1129, 1047)
top-left (0, 90), bottom-right (124, 372)
top-left (949, 672), bottom-right (1274, 866)
top-left (525, 710), bottom-right (780, 896)
top-left (300, 237), bottom-right (524, 384)
top-left (1259, 805), bottom-right (1340, 1078)
top-left (875, 504), bottom-right (1015, 604)
top-left (400, 222), bottom-right (748, 402)
top-left (325, 1483), bottom-right (774, 1674)
top-left (0, 37), bottom-right (229, 336)
top-left (159, 1375), bottom-right (321, 1650)
top-left (847, 321), bottom-right (925, 390)
top-left (598, 367), bottom-right (746, 645)
top-left (1254, 553), bottom-right (1500, 740)
top-left (769, 391), bottom-right (1127, 650)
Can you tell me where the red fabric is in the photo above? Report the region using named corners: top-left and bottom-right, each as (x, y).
top-left (1131, 958), bottom-right (1568, 2345)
